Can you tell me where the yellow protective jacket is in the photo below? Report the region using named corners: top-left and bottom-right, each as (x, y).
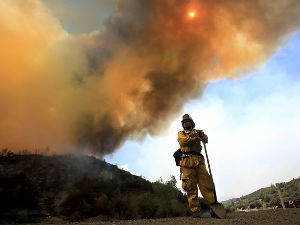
top-left (177, 129), bottom-right (204, 168)
top-left (178, 129), bottom-right (202, 153)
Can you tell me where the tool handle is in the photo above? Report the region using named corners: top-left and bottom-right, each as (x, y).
top-left (203, 142), bottom-right (218, 202)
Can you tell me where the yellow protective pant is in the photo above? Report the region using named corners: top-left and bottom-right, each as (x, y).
top-left (181, 158), bottom-right (215, 213)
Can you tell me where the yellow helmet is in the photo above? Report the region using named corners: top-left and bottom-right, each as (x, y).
top-left (181, 114), bottom-right (195, 128)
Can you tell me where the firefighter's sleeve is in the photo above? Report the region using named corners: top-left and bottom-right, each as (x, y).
top-left (177, 131), bottom-right (198, 147)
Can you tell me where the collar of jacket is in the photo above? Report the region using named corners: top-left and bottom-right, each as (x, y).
top-left (183, 129), bottom-right (193, 133)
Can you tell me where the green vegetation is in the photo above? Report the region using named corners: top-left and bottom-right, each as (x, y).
top-left (0, 150), bottom-right (189, 222)
top-left (1, 150), bottom-right (298, 221)
top-left (0, 173), bottom-right (39, 221)
top-left (223, 178), bottom-right (300, 212)
top-left (60, 175), bottom-right (189, 221)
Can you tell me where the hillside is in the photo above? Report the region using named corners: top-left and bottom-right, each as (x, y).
top-left (223, 178), bottom-right (300, 211)
top-left (0, 152), bottom-right (189, 222)
top-left (1, 151), bottom-right (299, 223)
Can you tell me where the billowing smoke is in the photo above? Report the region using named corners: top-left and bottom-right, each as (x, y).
top-left (0, 0), bottom-right (299, 156)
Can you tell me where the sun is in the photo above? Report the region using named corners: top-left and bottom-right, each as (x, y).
top-left (189, 11), bottom-right (195, 18)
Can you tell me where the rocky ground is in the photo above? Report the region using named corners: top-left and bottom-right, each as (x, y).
top-left (30, 208), bottom-right (299, 225)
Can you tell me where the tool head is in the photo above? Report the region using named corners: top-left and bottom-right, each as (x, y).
top-left (210, 202), bottom-right (226, 219)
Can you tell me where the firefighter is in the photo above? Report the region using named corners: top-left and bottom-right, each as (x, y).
top-left (178, 114), bottom-right (216, 218)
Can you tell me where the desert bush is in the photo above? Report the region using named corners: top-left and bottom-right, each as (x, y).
top-left (155, 198), bottom-right (186, 218)
top-left (93, 193), bottom-right (113, 218)
top-left (255, 201), bottom-right (262, 208)
top-left (135, 193), bottom-right (160, 219)
top-left (60, 189), bottom-right (97, 219)
top-left (226, 206), bottom-right (236, 213)
top-left (0, 173), bottom-right (38, 215)
top-left (70, 211), bottom-right (83, 222)
top-left (153, 176), bottom-right (179, 199)
top-left (112, 196), bottom-right (135, 220)
top-left (43, 195), bottom-right (56, 214)
top-left (60, 188), bottom-right (115, 221)
top-left (249, 201), bottom-right (256, 209)
top-left (270, 197), bottom-right (280, 207)
top-left (263, 194), bottom-right (271, 203)
top-left (16, 210), bottom-right (29, 223)
top-left (151, 176), bottom-right (189, 218)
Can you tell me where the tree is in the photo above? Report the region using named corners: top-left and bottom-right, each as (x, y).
top-left (255, 201), bottom-right (262, 209)
top-left (249, 202), bottom-right (256, 209)
top-left (270, 197), bottom-right (280, 207)
top-left (264, 194), bottom-right (271, 203)
top-left (166, 175), bottom-right (177, 188)
top-left (136, 193), bottom-right (159, 219)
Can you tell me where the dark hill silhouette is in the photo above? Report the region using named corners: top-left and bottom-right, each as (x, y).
top-left (0, 152), bottom-right (189, 222)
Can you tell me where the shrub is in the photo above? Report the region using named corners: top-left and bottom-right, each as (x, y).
top-left (255, 201), bottom-right (262, 209)
top-left (0, 173), bottom-right (39, 216)
top-left (264, 194), bottom-right (271, 202)
top-left (249, 202), bottom-right (256, 209)
top-left (16, 210), bottom-right (29, 223)
top-left (112, 196), bottom-right (135, 220)
top-left (151, 176), bottom-right (189, 218)
top-left (70, 211), bottom-right (83, 222)
top-left (60, 189), bottom-right (97, 219)
top-left (226, 207), bottom-right (236, 213)
top-left (270, 197), bottom-right (280, 207)
top-left (136, 193), bottom-right (159, 219)
top-left (93, 193), bottom-right (113, 219)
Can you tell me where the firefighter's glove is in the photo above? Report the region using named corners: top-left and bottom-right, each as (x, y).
top-left (197, 130), bottom-right (208, 144)
top-left (190, 130), bottom-right (200, 138)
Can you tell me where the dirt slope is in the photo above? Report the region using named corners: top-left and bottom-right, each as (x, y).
top-left (39, 208), bottom-right (299, 225)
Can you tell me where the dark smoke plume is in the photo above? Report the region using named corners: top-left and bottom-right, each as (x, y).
top-left (0, 0), bottom-right (299, 156)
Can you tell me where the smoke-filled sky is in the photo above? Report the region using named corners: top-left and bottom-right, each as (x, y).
top-left (105, 32), bottom-right (300, 201)
top-left (1, 0), bottom-right (299, 199)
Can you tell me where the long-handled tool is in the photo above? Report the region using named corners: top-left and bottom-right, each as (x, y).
top-left (202, 142), bottom-right (226, 219)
